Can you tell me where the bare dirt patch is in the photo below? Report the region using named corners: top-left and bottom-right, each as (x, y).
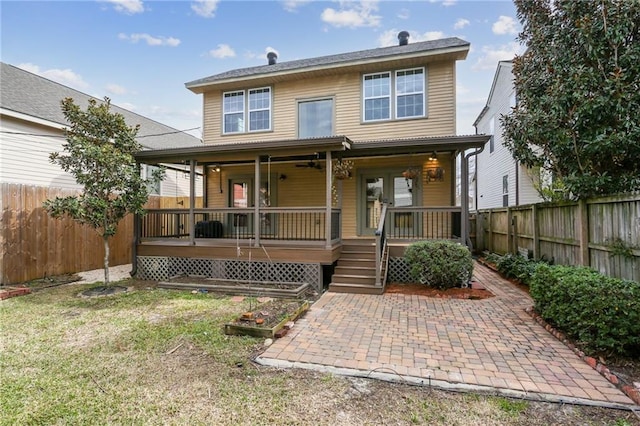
top-left (385, 283), bottom-right (494, 300)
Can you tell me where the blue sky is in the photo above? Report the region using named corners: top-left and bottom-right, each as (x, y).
top-left (1, 0), bottom-right (523, 138)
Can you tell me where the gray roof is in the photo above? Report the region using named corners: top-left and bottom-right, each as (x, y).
top-left (1, 62), bottom-right (202, 150)
top-left (186, 37), bottom-right (469, 89)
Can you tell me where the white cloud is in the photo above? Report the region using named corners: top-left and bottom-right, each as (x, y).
top-left (106, 83), bottom-right (128, 95)
top-left (207, 44), bottom-right (236, 59)
top-left (321, 1), bottom-right (381, 28)
top-left (454, 18), bottom-right (470, 30)
top-left (282, 0), bottom-right (312, 12)
top-left (397, 8), bottom-right (410, 20)
top-left (442, 0), bottom-right (456, 6)
top-left (18, 63), bottom-right (89, 90)
top-left (472, 42), bottom-right (523, 70)
top-left (104, 0), bottom-right (144, 14)
top-left (191, 0), bottom-right (219, 18)
top-left (378, 29), bottom-right (445, 47)
top-left (244, 46), bottom-right (280, 61)
top-left (118, 33), bottom-right (181, 47)
top-left (456, 83), bottom-right (470, 95)
top-left (492, 15), bottom-right (518, 35)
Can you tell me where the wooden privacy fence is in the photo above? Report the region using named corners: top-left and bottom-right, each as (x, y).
top-left (0, 183), bottom-right (201, 285)
top-left (472, 193), bottom-right (640, 282)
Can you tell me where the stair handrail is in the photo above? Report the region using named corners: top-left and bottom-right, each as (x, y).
top-left (374, 203), bottom-right (389, 286)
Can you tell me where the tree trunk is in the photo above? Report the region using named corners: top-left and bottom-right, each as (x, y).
top-left (103, 235), bottom-right (110, 285)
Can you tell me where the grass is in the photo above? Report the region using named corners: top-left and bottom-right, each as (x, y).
top-left (1, 279), bottom-right (638, 425)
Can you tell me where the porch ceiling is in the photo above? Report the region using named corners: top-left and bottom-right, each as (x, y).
top-left (134, 136), bottom-right (352, 165)
top-left (134, 134), bottom-right (490, 165)
top-left (347, 134), bottom-right (490, 158)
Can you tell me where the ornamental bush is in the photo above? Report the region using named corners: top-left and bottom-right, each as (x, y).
top-left (404, 241), bottom-right (473, 290)
top-left (530, 264), bottom-right (640, 357)
top-left (487, 253), bottom-right (551, 286)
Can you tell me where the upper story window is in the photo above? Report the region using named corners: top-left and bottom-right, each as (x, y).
top-left (223, 87), bottom-right (271, 134)
top-left (363, 72), bottom-right (391, 121)
top-left (363, 67), bottom-right (425, 122)
top-left (298, 98), bottom-right (333, 138)
top-left (396, 69), bottom-right (424, 118)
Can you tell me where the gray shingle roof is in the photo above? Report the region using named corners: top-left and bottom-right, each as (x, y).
top-left (1, 62), bottom-right (202, 150)
top-left (186, 37), bottom-right (469, 88)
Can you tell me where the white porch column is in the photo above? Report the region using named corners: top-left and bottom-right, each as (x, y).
top-left (253, 155), bottom-right (261, 247)
top-left (460, 151), bottom-right (470, 248)
top-left (189, 159), bottom-right (196, 245)
top-left (325, 151), bottom-right (333, 249)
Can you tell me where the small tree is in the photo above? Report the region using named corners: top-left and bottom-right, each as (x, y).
top-left (44, 97), bottom-right (163, 284)
top-left (502, 0), bottom-right (640, 199)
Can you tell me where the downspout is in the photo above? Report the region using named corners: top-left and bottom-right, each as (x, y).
top-left (462, 146), bottom-right (485, 249)
top-left (515, 159), bottom-right (520, 206)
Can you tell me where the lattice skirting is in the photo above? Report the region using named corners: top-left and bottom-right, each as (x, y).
top-left (387, 257), bottom-right (413, 283)
top-left (136, 256), bottom-right (322, 291)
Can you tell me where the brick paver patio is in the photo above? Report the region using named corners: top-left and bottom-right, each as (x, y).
top-left (257, 263), bottom-right (637, 408)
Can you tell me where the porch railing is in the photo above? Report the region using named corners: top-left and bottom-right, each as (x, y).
top-left (385, 206), bottom-right (463, 241)
top-left (140, 207), bottom-right (341, 243)
top-left (374, 203), bottom-right (389, 286)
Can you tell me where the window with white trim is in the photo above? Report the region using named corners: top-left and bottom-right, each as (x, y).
top-left (489, 114), bottom-right (495, 153)
top-left (502, 174), bottom-right (509, 207)
top-left (223, 91), bottom-right (245, 134)
top-left (363, 67), bottom-right (426, 122)
top-left (396, 68), bottom-right (424, 118)
top-left (363, 72), bottom-right (391, 121)
top-left (248, 88), bottom-right (271, 131)
top-left (223, 87), bottom-right (271, 134)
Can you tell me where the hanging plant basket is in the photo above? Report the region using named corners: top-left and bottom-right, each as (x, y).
top-left (402, 167), bottom-right (421, 180)
top-left (333, 159), bottom-right (354, 180)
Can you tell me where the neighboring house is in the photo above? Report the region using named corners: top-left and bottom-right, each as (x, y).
top-left (0, 62), bottom-right (203, 196)
top-left (134, 34), bottom-right (489, 293)
top-left (473, 60), bottom-right (543, 210)
top-left (0, 62), bottom-right (202, 284)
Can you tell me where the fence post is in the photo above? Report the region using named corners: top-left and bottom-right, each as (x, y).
top-left (487, 210), bottom-right (493, 253)
top-left (578, 199), bottom-right (590, 266)
top-left (507, 207), bottom-right (513, 254)
top-left (512, 214), bottom-right (518, 255)
top-left (476, 212), bottom-right (484, 252)
top-left (532, 204), bottom-right (540, 259)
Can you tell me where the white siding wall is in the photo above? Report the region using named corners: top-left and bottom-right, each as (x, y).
top-left (160, 167), bottom-right (203, 197)
top-left (0, 114), bottom-right (80, 188)
top-left (475, 62), bottom-right (542, 209)
top-left (1, 113), bottom-right (203, 196)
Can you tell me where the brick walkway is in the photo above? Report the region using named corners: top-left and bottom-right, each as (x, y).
top-left (257, 263), bottom-right (637, 408)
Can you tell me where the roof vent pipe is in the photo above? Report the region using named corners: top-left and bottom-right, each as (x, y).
top-left (398, 31), bottom-right (410, 46)
top-left (267, 52), bottom-right (278, 65)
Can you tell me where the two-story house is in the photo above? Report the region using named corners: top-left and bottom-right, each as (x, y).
top-left (134, 34), bottom-right (489, 293)
top-left (473, 60), bottom-right (544, 210)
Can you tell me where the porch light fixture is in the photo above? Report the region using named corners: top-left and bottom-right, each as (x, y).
top-left (279, 174), bottom-right (287, 181)
top-left (429, 151), bottom-right (437, 161)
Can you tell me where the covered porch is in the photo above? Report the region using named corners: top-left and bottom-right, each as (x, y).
top-left (133, 134), bottom-right (489, 290)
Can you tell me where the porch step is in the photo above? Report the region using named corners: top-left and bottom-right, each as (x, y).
top-left (327, 282), bottom-right (384, 295)
top-left (336, 259), bottom-right (376, 268)
top-left (329, 239), bottom-right (384, 293)
top-left (331, 274), bottom-right (376, 285)
top-left (334, 265), bottom-right (376, 276)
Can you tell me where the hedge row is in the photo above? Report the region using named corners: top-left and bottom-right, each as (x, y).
top-left (530, 264), bottom-right (640, 357)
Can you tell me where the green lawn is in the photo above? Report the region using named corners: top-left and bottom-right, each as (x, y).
top-left (1, 280), bottom-right (636, 425)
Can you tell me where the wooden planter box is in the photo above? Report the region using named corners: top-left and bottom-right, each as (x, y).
top-left (224, 300), bottom-right (310, 338)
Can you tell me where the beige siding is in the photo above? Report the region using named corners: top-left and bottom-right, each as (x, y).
top-left (203, 61), bottom-right (456, 144)
top-left (205, 154), bottom-right (453, 239)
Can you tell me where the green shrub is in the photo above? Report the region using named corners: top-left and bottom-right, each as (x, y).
top-left (530, 264), bottom-right (640, 357)
top-left (404, 241), bottom-right (473, 290)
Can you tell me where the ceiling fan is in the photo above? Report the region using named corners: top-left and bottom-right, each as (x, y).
top-left (296, 160), bottom-right (322, 170)
top-left (296, 154), bottom-right (323, 170)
